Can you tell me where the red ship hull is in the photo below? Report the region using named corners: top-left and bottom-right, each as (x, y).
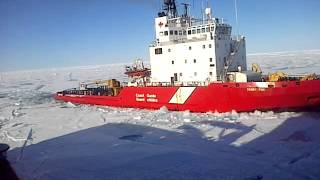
top-left (55, 80), bottom-right (320, 113)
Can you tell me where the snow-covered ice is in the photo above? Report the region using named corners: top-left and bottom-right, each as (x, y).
top-left (1, 50), bottom-right (320, 180)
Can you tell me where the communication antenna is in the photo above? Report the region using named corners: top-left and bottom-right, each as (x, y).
top-left (234, 0), bottom-right (240, 36)
top-left (201, 0), bottom-right (204, 23)
top-left (192, 0), bottom-right (195, 12)
top-left (181, 3), bottom-right (190, 17)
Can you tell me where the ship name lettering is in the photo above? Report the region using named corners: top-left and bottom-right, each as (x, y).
top-left (136, 98), bottom-right (145, 102)
top-left (147, 98), bottom-right (158, 103)
top-left (247, 87), bottom-right (267, 92)
top-left (136, 94), bottom-right (145, 98)
top-left (147, 94), bottom-right (157, 98)
top-left (247, 87), bottom-right (256, 92)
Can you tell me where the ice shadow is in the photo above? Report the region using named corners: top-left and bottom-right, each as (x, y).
top-left (6, 112), bottom-right (320, 180)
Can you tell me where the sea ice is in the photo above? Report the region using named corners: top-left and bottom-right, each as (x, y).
top-left (0, 51), bottom-right (319, 179)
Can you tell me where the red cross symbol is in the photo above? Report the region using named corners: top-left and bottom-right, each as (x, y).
top-left (158, 22), bottom-right (164, 27)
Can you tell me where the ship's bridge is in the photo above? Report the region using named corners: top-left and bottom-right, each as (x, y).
top-left (155, 15), bottom-right (232, 45)
top-left (150, 0), bottom-right (247, 84)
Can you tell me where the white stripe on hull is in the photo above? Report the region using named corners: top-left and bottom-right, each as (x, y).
top-left (169, 87), bottom-right (196, 104)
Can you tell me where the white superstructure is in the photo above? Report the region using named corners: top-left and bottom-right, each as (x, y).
top-left (149, 0), bottom-right (247, 84)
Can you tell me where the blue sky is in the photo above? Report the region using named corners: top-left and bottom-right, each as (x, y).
top-left (0, 0), bottom-right (319, 71)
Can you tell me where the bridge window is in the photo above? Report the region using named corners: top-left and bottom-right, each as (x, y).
top-left (183, 30), bottom-right (187, 35)
top-left (185, 59), bottom-right (187, 63)
top-left (155, 48), bottom-right (162, 55)
top-left (170, 30), bottom-right (173, 35)
top-left (210, 58), bottom-right (213, 62)
top-left (188, 30), bottom-right (191, 35)
top-left (194, 59), bottom-right (197, 63)
top-left (172, 60), bottom-right (174, 64)
top-left (194, 72), bottom-right (197, 76)
top-left (180, 73), bottom-right (183, 76)
top-left (168, 48), bottom-right (171, 52)
top-left (209, 72), bottom-right (213, 76)
top-left (179, 30), bottom-right (182, 35)
top-left (192, 29), bottom-right (196, 34)
top-left (210, 64), bottom-right (215, 67)
top-left (197, 29), bottom-right (200, 34)
top-left (189, 46), bottom-right (192, 50)
top-left (164, 31), bottom-right (168, 36)
top-left (174, 30), bottom-right (178, 35)
top-left (202, 45), bottom-right (206, 49)
top-left (202, 28), bottom-right (205, 33)
top-left (209, 44), bottom-right (212, 48)
top-left (206, 27), bottom-right (210, 32)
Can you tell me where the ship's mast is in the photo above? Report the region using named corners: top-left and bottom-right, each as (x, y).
top-left (234, 0), bottom-right (239, 36)
top-left (163, 0), bottom-right (178, 18)
top-left (181, 3), bottom-right (190, 18)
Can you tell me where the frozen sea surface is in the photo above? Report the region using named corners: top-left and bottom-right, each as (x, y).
top-left (1, 50), bottom-right (320, 180)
